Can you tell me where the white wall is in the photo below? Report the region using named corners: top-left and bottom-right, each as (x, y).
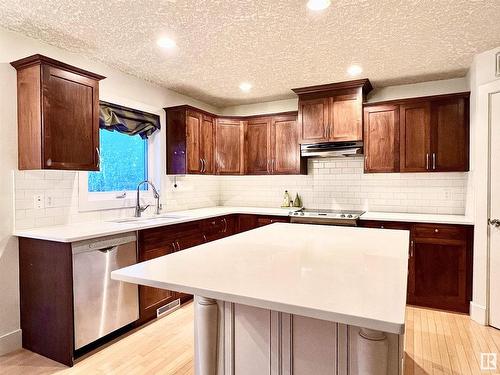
top-left (221, 78), bottom-right (469, 117)
top-left (0, 27), bottom-right (219, 354)
top-left (468, 46), bottom-right (500, 324)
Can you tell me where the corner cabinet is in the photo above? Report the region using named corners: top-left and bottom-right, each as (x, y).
top-left (165, 106), bottom-right (215, 174)
top-left (215, 118), bottom-right (245, 175)
top-left (11, 54), bottom-right (105, 171)
top-left (363, 92), bottom-right (470, 173)
top-left (293, 79), bottom-right (373, 144)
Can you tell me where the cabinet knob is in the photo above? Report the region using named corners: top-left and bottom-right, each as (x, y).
top-left (381, 225), bottom-right (384, 229)
top-left (46, 158), bottom-right (52, 167)
top-left (434, 228), bottom-right (439, 233)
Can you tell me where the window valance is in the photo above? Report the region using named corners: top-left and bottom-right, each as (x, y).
top-left (99, 101), bottom-right (160, 139)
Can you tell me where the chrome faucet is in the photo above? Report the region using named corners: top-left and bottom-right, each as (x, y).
top-left (135, 180), bottom-right (161, 217)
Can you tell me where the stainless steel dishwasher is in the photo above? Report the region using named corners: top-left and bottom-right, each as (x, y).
top-left (72, 232), bottom-right (139, 350)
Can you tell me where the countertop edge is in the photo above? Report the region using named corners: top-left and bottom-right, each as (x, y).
top-left (111, 270), bottom-right (405, 335)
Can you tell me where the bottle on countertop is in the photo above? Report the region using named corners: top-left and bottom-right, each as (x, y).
top-left (282, 190), bottom-right (291, 208)
top-left (293, 193), bottom-right (302, 208)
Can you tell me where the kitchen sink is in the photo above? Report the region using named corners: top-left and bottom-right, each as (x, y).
top-left (109, 214), bottom-right (185, 223)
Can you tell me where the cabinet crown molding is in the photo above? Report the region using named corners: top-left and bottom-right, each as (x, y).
top-left (291, 78), bottom-right (373, 97)
top-left (10, 54), bottom-right (106, 81)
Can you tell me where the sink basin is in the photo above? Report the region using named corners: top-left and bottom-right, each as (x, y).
top-left (109, 214), bottom-right (185, 224)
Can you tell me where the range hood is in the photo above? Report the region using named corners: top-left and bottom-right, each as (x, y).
top-left (300, 141), bottom-right (363, 158)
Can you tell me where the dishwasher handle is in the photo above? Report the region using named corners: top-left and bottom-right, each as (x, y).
top-left (72, 232), bottom-right (137, 254)
top-left (98, 246), bottom-right (117, 253)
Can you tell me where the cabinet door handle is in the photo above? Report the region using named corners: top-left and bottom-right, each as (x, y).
top-left (172, 242), bottom-right (177, 252)
top-left (432, 153), bottom-right (436, 170)
top-left (176, 240), bottom-right (181, 251)
top-left (426, 153), bottom-right (429, 170)
top-left (199, 158), bottom-right (203, 173)
top-left (489, 218), bottom-right (500, 228)
top-left (410, 240), bottom-right (414, 258)
top-left (96, 148), bottom-right (101, 169)
top-left (222, 218), bottom-right (228, 233)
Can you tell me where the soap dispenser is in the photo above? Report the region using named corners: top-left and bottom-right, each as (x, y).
top-left (281, 190), bottom-right (291, 208)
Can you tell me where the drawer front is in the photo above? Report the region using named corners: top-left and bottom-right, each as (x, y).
top-left (413, 224), bottom-right (467, 241)
top-left (360, 220), bottom-right (411, 231)
top-left (140, 221), bottom-right (202, 251)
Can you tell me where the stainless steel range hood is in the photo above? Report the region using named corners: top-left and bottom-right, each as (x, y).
top-left (300, 141), bottom-right (363, 158)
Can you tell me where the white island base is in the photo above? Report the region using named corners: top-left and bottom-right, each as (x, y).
top-left (195, 296), bottom-right (403, 375)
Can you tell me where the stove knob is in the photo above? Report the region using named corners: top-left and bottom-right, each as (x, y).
top-left (347, 214), bottom-right (353, 218)
top-left (294, 212), bottom-right (298, 215)
top-left (300, 212), bottom-right (305, 216)
top-left (340, 214), bottom-right (346, 218)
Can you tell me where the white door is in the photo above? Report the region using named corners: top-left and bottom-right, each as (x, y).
top-left (489, 87), bottom-right (500, 328)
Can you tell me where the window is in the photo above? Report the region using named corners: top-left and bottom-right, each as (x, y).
top-left (88, 129), bottom-right (148, 192)
top-left (78, 101), bottom-right (161, 212)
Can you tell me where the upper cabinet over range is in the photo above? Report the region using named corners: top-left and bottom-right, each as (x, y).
top-left (292, 79), bottom-right (373, 143)
top-left (363, 92), bottom-right (470, 173)
top-left (11, 54), bottom-right (105, 171)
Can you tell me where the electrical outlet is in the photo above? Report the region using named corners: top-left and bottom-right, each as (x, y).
top-left (33, 194), bottom-right (45, 209)
top-left (444, 190), bottom-right (451, 200)
top-left (45, 195), bottom-right (54, 208)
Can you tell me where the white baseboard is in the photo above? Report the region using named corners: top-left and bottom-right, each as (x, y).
top-left (0, 329), bottom-right (22, 356)
top-left (470, 301), bottom-right (487, 325)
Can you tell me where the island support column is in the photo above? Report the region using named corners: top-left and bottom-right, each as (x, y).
top-left (195, 296), bottom-right (218, 375)
top-left (357, 328), bottom-right (389, 375)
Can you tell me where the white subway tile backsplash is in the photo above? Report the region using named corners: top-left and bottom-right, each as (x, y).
top-left (13, 156), bottom-right (468, 230)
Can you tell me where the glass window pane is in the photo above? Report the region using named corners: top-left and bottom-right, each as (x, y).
top-left (88, 129), bottom-right (148, 192)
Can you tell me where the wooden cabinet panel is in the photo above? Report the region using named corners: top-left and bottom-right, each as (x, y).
top-left (139, 245), bottom-right (178, 320)
top-left (201, 115), bottom-right (215, 174)
top-left (201, 215), bottom-right (236, 242)
top-left (245, 118), bottom-right (271, 174)
top-left (399, 102), bottom-right (431, 172)
top-left (271, 115), bottom-right (305, 174)
top-left (363, 105), bottom-right (400, 173)
top-left (330, 94), bottom-right (362, 141)
top-left (12, 55), bottom-right (104, 171)
top-left (411, 224), bottom-right (472, 313)
top-left (298, 98), bottom-right (329, 142)
top-left (215, 118), bottom-right (245, 175)
top-left (431, 97), bottom-right (469, 171)
top-left (186, 110), bottom-right (202, 173)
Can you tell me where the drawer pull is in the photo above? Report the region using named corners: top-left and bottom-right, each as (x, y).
top-left (434, 229), bottom-right (439, 233)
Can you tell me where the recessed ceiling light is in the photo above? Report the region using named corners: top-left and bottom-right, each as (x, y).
top-left (239, 82), bottom-right (252, 92)
top-left (347, 64), bottom-right (363, 76)
top-left (157, 36), bottom-right (176, 49)
top-left (307, 0), bottom-right (331, 11)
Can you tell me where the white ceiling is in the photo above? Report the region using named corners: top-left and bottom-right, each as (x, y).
top-left (1, 0), bottom-right (500, 107)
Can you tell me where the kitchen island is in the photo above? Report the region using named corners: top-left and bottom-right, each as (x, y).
top-left (112, 223), bottom-right (410, 375)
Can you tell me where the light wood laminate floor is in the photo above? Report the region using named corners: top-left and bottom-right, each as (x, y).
top-left (2, 304), bottom-right (500, 374)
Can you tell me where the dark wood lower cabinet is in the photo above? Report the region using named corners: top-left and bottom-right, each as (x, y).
top-left (236, 214), bottom-right (290, 233)
top-left (359, 220), bottom-right (473, 313)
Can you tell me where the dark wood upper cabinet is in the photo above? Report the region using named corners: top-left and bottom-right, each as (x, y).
top-left (431, 97), bottom-right (469, 172)
top-left (363, 105), bottom-right (400, 173)
top-left (297, 98), bottom-right (329, 142)
top-left (11, 54), bottom-right (104, 171)
top-left (245, 117), bottom-right (272, 174)
top-left (165, 106), bottom-right (214, 175)
top-left (271, 114), bottom-right (306, 174)
top-left (330, 93), bottom-right (362, 141)
top-left (215, 118), bottom-right (245, 175)
top-left (364, 92), bottom-right (470, 173)
top-left (293, 79), bottom-right (372, 144)
top-left (201, 114), bottom-right (215, 174)
top-left (399, 102), bottom-right (431, 172)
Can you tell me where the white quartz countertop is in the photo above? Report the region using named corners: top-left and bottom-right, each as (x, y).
top-left (13, 206), bottom-right (296, 243)
top-left (360, 211), bottom-right (474, 225)
top-left (13, 206), bottom-right (473, 242)
top-left (112, 223), bottom-right (410, 334)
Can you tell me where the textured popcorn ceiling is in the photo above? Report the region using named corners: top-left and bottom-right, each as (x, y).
top-left (1, 0), bottom-right (500, 107)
